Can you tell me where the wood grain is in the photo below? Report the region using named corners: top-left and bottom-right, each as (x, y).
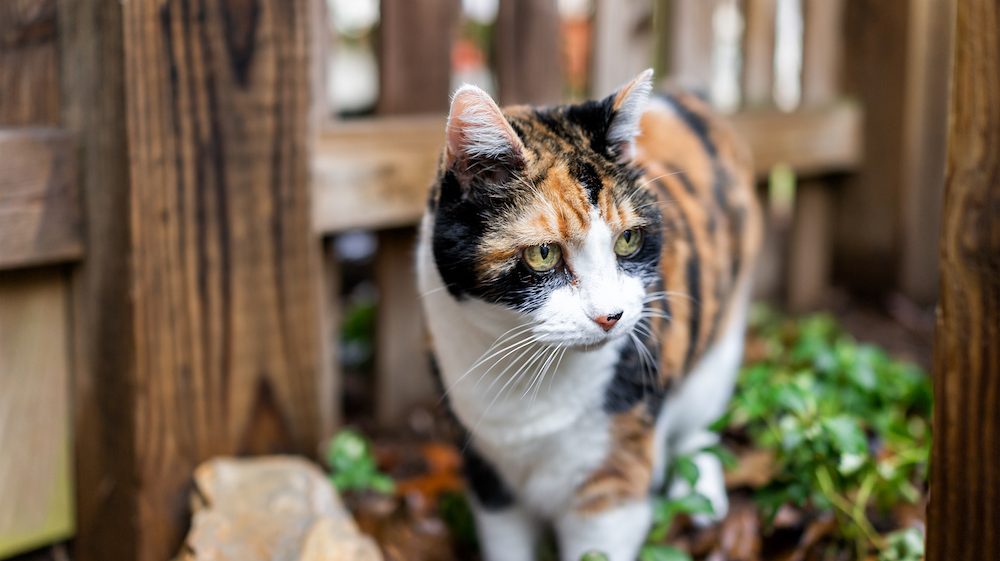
top-left (742, 0), bottom-right (776, 107)
top-left (927, 0), bottom-right (1000, 558)
top-left (61, 0), bottom-right (334, 558)
top-left (312, 103), bottom-right (863, 234)
top-left (0, 129), bottom-right (81, 270)
top-left (801, 0), bottom-right (846, 106)
top-left (835, 0), bottom-right (912, 293)
top-left (0, 269), bottom-right (74, 557)
top-left (899, 0), bottom-right (954, 304)
top-left (0, 0), bottom-right (60, 126)
top-left (591, 0), bottom-right (655, 96)
top-left (377, 0), bottom-right (457, 114)
top-left (494, 0), bottom-right (563, 105)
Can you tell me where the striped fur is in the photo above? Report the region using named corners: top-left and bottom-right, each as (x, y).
top-left (418, 71), bottom-right (761, 561)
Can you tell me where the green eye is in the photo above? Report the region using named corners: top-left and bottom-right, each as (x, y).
top-left (523, 243), bottom-right (562, 272)
top-left (614, 228), bottom-right (644, 257)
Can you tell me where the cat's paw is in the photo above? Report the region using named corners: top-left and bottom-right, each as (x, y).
top-left (668, 452), bottom-right (728, 527)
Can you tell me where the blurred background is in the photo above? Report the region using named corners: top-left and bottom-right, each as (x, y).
top-left (0, 0), bottom-right (955, 560)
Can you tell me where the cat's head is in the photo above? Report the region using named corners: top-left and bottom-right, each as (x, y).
top-left (428, 70), bottom-right (662, 348)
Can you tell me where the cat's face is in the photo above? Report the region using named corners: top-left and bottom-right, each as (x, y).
top-left (429, 71), bottom-right (662, 347)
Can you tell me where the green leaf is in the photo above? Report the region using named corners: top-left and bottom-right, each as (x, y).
top-left (579, 552), bottom-right (610, 561)
top-left (673, 456), bottom-right (700, 487)
top-left (639, 544), bottom-right (692, 561)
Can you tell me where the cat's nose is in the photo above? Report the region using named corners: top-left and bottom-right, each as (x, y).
top-left (593, 311), bottom-right (623, 332)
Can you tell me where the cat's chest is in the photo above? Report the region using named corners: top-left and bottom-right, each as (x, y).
top-left (475, 405), bottom-right (614, 516)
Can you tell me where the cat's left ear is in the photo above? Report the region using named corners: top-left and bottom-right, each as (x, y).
top-left (603, 68), bottom-right (654, 163)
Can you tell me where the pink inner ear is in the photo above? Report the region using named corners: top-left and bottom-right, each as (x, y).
top-left (446, 86), bottom-right (525, 168)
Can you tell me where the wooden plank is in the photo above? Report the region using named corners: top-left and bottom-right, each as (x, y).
top-left (374, 228), bottom-right (434, 427)
top-left (927, 0), bottom-right (1000, 558)
top-left (61, 0), bottom-right (334, 559)
top-left (0, 269), bottom-right (74, 558)
top-left (667, 0), bottom-right (717, 91)
top-left (0, 0), bottom-right (60, 126)
top-left (57, 0), bottom-right (137, 559)
top-left (312, 103), bottom-right (862, 234)
top-left (592, 0), bottom-right (656, 96)
top-left (801, 0), bottom-right (845, 106)
top-left (834, 0), bottom-right (912, 293)
top-left (494, 0), bottom-right (563, 105)
top-left (786, 180), bottom-right (833, 311)
top-left (377, 0), bottom-right (457, 114)
top-left (899, 0), bottom-right (954, 304)
top-left (0, 129), bottom-right (81, 270)
top-left (743, 0), bottom-right (777, 107)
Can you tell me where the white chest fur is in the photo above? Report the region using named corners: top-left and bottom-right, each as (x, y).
top-left (417, 220), bottom-right (626, 515)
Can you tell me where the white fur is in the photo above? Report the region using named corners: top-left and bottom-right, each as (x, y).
top-left (448, 85), bottom-right (522, 161)
top-left (607, 68), bottom-right (654, 162)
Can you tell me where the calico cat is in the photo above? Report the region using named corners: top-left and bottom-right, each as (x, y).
top-left (417, 69), bottom-right (761, 561)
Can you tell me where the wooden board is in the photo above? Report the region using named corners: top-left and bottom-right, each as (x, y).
top-left (0, 129), bottom-right (81, 270)
top-left (61, 0), bottom-right (334, 559)
top-left (899, 0), bottom-right (953, 304)
top-left (592, 0), bottom-right (656, 96)
top-left (926, 0), bottom-right (1000, 558)
top-left (835, 0), bottom-right (912, 293)
top-left (0, 268), bottom-right (74, 557)
top-left (377, 0), bottom-right (457, 114)
top-left (312, 103), bottom-right (863, 234)
top-left (0, 0), bottom-right (60, 126)
top-left (494, 0), bottom-right (563, 105)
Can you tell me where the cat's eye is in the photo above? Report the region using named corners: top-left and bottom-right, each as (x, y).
top-left (522, 243), bottom-right (562, 272)
top-left (614, 228), bottom-right (644, 257)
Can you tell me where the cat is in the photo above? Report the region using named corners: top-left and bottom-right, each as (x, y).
top-left (417, 69), bottom-right (762, 561)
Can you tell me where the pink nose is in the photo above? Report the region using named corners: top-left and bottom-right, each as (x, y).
top-left (593, 311), bottom-right (623, 332)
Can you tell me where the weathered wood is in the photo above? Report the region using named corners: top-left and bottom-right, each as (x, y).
top-left (494, 0), bottom-right (563, 105)
top-left (835, 0), bottom-right (912, 293)
top-left (667, 0), bottom-right (717, 91)
top-left (787, 180), bottom-right (834, 311)
top-left (0, 0), bottom-right (60, 126)
top-left (377, 0), bottom-right (457, 114)
top-left (58, 0), bottom-right (136, 559)
top-left (374, 228), bottom-right (434, 427)
top-left (899, 0), bottom-right (954, 304)
top-left (927, 0), bottom-right (1000, 558)
top-left (61, 0), bottom-right (333, 559)
top-left (592, 0), bottom-right (656, 96)
top-left (313, 103), bottom-right (862, 234)
top-left (743, 0), bottom-right (776, 107)
top-left (801, 0), bottom-right (845, 106)
top-left (0, 129), bottom-right (81, 270)
top-left (0, 268), bottom-right (74, 557)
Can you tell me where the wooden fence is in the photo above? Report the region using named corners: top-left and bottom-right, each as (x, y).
top-left (0, 0), bottom-right (960, 560)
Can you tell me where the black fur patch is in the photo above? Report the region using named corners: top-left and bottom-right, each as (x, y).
top-left (571, 160), bottom-right (603, 206)
top-left (463, 444), bottom-right (515, 510)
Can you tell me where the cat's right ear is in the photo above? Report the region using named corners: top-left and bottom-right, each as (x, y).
top-left (445, 85), bottom-right (526, 186)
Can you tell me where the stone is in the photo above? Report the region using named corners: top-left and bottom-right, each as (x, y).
top-left (175, 456), bottom-right (382, 561)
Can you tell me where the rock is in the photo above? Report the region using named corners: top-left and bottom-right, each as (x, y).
top-left (175, 456), bottom-right (383, 561)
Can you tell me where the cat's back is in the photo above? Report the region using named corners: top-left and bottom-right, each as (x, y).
top-left (634, 91), bottom-right (762, 382)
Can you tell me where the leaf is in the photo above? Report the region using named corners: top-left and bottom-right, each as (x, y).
top-left (822, 416), bottom-right (868, 454)
top-left (579, 552), bottom-right (611, 561)
top-left (674, 456), bottom-right (700, 487)
top-left (639, 544), bottom-right (693, 561)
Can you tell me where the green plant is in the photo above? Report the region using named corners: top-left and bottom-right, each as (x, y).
top-left (324, 429), bottom-right (395, 494)
top-left (717, 307), bottom-right (931, 558)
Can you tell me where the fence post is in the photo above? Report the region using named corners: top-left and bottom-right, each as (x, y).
top-left (927, 0), bottom-right (1000, 558)
top-left (373, 0), bottom-right (456, 426)
top-left (61, 0), bottom-right (333, 559)
top-left (494, 0), bottom-right (562, 105)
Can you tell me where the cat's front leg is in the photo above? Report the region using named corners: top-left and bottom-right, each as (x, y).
top-left (554, 499), bottom-right (651, 561)
top-left (668, 429), bottom-right (728, 525)
top-left (471, 499), bottom-right (540, 561)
